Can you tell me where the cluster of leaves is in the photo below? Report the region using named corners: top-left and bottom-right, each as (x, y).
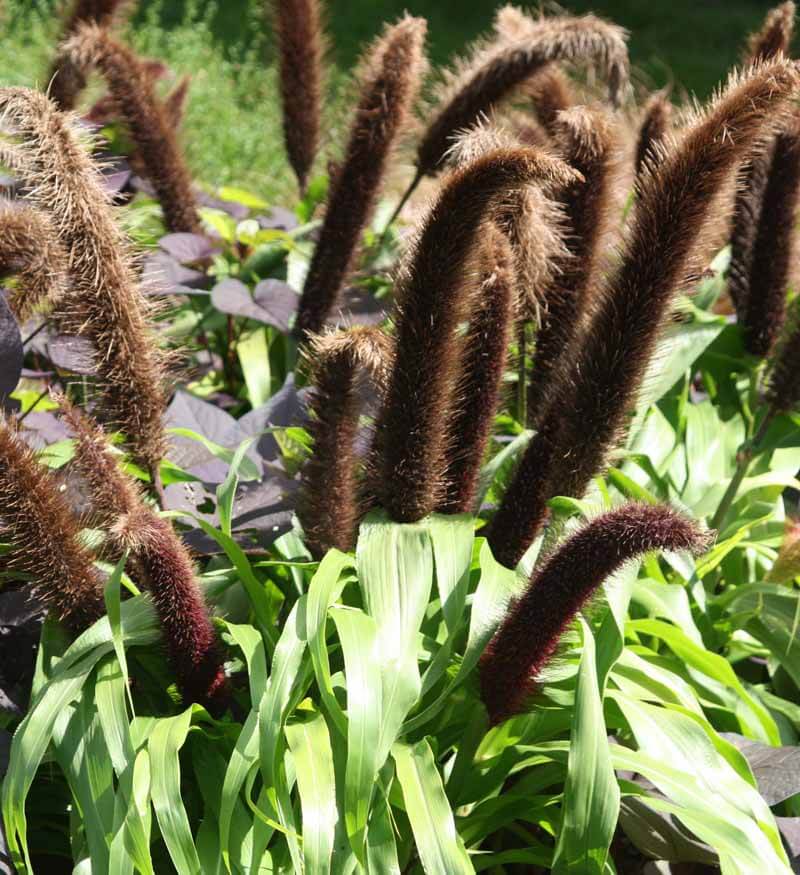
top-left (3, 1), bottom-right (800, 875)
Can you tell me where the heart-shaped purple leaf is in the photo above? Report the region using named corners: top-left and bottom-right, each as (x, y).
top-left (159, 233), bottom-right (218, 264)
top-left (239, 374), bottom-right (307, 462)
top-left (721, 734), bottom-right (800, 806)
top-left (142, 251), bottom-right (207, 294)
top-left (252, 279), bottom-right (297, 332)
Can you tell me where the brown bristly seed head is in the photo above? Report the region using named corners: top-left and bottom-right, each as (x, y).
top-left (370, 146), bottom-right (581, 523)
top-left (0, 415), bottom-right (105, 632)
top-left (112, 505), bottom-right (228, 709)
top-left (0, 87), bottom-right (170, 474)
top-left (448, 119), bottom-right (569, 315)
top-left (527, 105), bottom-right (619, 424)
top-left (416, 12), bottom-right (628, 176)
top-left (437, 224), bottom-right (516, 514)
top-left (480, 503), bottom-right (710, 723)
top-left (746, 2), bottom-right (795, 64)
top-left (298, 326), bottom-right (392, 558)
top-left (727, 142), bottom-right (774, 314)
top-left (767, 295), bottom-right (800, 413)
top-left (635, 90), bottom-right (673, 176)
top-left (62, 24), bottom-right (201, 233)
top-left (55, 392), bottom-right (142, 528)
top-left (524, 66), bottom-right (575, 137)
top-left (47, 0), bottom-right (135, 110)
top-left (273, 0), bottom-right (327, 195)
top-left (294, 16), bottom-right (427, 339)
top-left (0, 205), bottom-right (70, 322)
top-left (728, 3), bottom-right (796, 318)
top-left (164, 75), bottom-right (191, 129)
top-left (742, 112), bottom-right (800, 357)
top-left (56, 394), bottom-right (227, 708)
top-left (487, 58), bottom-right (800, 569)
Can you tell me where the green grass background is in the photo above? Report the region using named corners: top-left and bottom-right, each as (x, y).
top-left (0, 0), bottom-right (775, 199)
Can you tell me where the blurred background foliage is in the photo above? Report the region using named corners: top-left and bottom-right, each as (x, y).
top-left (0, 0), bottom-right (775, 196)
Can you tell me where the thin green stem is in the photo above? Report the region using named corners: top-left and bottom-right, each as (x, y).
top-left (378, 168), bottom-right (423, 242)
top-left (710, 411), bottom-right (774, 531)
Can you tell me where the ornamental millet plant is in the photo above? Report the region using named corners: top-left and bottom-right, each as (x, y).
top-left (414, 12), bottom-right (628, 181)
top-left (0, 416), bottom-right (105, 633)
top-left (727, 2), bottom-right (795, 316)
top-left (61, 23), bottom-right (202, 234)
top-left (0, 87), bottom-right (170, 480)
top-left (526, 104), bottom-right (619, 425)
top-left (437, 223), bottom-right (516, 515)
top-left (479, 502), bottom-right (710, 724)
top-left (293, 16), bottom-right (427, 339)
top-left (740, 111), bottom-right (800, 357)
top-left (487, 58), bottom-right (800, 569)
top-left (272, 0), bottom-right (327, 195)
top-left (635, 89), bottom-right (673, 176)
top-left (58, 398), bottom-right (228, 710)
top-left (47, 0), bottom-right (134, 110)
top-left (370, 145), bottom-right (581, 523)
top-left (0, 205), bottom-right (69, 322)
top-left (297, 326), bottom-right (392, 558)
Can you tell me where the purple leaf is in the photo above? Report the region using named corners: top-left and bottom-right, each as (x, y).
top-left (197, 190), bottom-right (249, 220)
top-left (252, 279), bottom-right (297, 332)
top-left (0, 294), bottom-right (22, 401)
top-left (129, 175), bottom-right (156, 197)
top-left (257, 207), bottom-right (298, 231)
top-left (159, 233), bottom-right (218, 264)
top-left (164, 390), bottom-right (262, 482)
top-left (163, 479), bottom-right (219, 526)
top-left (335, 284), bottom-right (387, 327)
top-left (101, 169), bottom-right (132, 194)
top-left (27, 333), bottom-right (96, 375)
top-left (142, 251), bottom-right (207, 294)
top-left (777, 817), bottom-right (800, 872)
top-left (20, 411), bottom-right (69, 450)
top-left (239, 374), bottom-right (307, 462)
top-left (721, 733), bottom-right (800, 806)
top-left (211, 278), bottom-right (296, 331)
top-left (618, 778), bottom-right (717, 865)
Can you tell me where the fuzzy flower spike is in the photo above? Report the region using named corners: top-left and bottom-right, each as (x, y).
top-left (0, 416), bottom-right (105, 633)
top-left (414, 12), bottom-right (628, 180)
top-left (0, 205), bottom-right (70, 322)
top-left (47, 0), bottom-right (134, 110)
top-left (58, 397), bottom-right (228, 710)
top-left (294, 16), bottom-right (428, 339)
top-left (0, 87), bottom-right (170, 479)
top-left (273, 0), bottom-right (327, 195)
top-left (480, 503), bottom-right (710, 724)
top-left (298, 326), bottom-right (392, 558)
top-left (61, 24), bottom-right (201, 234)
top-left (488, 58), bottom-right (800, 569)
top-left (371, 146), bottom-right (581, 523)
top-left (727, 2), bottom-right (795, 316)
top-left (437, 224), bottom-right (516, 515)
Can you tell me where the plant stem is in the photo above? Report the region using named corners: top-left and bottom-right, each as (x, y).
top-left (149, 461), bottom-right (167, 511)
top-left (709, 412), bottom-right (774, 531)
top-left (379, 168), bottom-right (423, 241)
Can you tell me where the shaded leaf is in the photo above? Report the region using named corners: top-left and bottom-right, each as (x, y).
top-left (721, 734), bottom-right (800, 806)
top-left (0, 294), bottom-right (22, 401)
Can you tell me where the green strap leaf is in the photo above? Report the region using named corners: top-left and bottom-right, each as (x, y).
top-left (286, 713), bottom-right (338, 875)
top-left (552, 618), bottom-right (619, 874)
top-left (392, 739), bottom-right (474, 875)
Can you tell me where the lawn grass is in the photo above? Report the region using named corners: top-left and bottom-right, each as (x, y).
top-left (0, 0), bottom-right (771, 200)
